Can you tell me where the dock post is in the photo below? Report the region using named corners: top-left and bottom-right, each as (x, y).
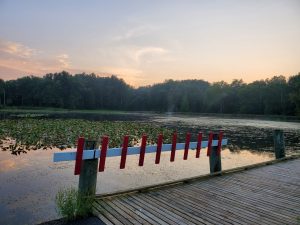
top-left (273, 130), bottom-right (285, 159)
top-left (78, 140), bottom-right (98, 196)
top-left (209, 133), bottom-right (222, 174)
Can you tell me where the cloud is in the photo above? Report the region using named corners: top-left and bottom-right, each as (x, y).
top-left (113, 25), bottom-right (156, 41)
top-left (57, 54), bottom-right (70, 68)
top-left (134, 47), bottom-right (168, 63)
top-left (93, 66), bottom-right (144, 86)
top-left (0, 39), bottom-right (74, 79)
top-left (0, 39), bottom-right (37, 58)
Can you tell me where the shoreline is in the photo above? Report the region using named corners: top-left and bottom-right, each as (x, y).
top-left (0, 107), bottom-right (299, 122)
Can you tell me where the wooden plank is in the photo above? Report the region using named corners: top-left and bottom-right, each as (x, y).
top-left (92, 206), bottom-right (114, 225)
top-left (107, 200), bottom-right (152, 225)
top-left (98, 200), bottom-right (134, 225)
top-left (112, 198), bottom-right (158, 225)
top-left (93, 158), bottom-right (300, 225)
top-left (125, 195), bottom-right (183, 225)
top-left (96, 155), bottom-right (299, 198)
top-left (138, 135), bottom-right (147, 166)
top-left (168, 184), bottom-right (285, 225)
top-left (131, 194), bottom-right (197, 225)
top-left (207, 172), bottom-right (300, 199)
top-left (153, 188), bottom-right (253, 225)
top-left (118, 196), bottom-right (170, 225)
top-left (102, 200), bottom-right (145, 225)
top-left (190, 178), bottom-right (298, 211)
top-left (120, 135), bottom-right (129, 169)
top-left (146, 192), bottom-right (233, 225)
top-left (187, 182), bottom-right (298, 224)
top-left (164, 187), bottom-right (264, 225)
top-left (93, 201), bottom-right (123, 225)
top-left (219, 174), bottom-right (300, 204)
top-left (142, 192), bottom-right (214, 225)
top-left (228, 173), bottom-right (300, 200)
top-left (74, 137), bottom-right (85, 175)
top-left (140, 193), bottom-right (210, 225)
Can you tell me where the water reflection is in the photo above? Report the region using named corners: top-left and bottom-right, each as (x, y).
top-left (0, 112), bottom-right (299, 225)
top-left (0, 159), bottom-right (16, 172)
top-left (0, 147), bottom-right (274, 225)
top-left (153, 116), bottom-right (300, 153)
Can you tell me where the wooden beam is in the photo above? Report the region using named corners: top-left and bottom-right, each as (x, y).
top-left (53, 139), bottom-right (228, 162)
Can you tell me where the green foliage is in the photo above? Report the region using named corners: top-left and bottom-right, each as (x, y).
top-left (55, 187), bottom-right (94, 221)
top-left (1, 71), bottom-right (300, 116)
top-left (0, 119), bottom-right (173, 154)
top-left (288, 73), bottom-right (300, 116)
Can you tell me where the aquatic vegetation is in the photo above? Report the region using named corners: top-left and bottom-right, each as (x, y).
top-left (0, 119), bottom-right (173, 154)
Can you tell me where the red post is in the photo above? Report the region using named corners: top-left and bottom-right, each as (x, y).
top-left (74, 137), bottom-right (85, 175)
top-left (207, 132), bottom-right (213, 157)
top-left (120, 135), bottom-right (129, 169)
top-left (99, 136), bottom-right (109, 172)
top-left (138, 135), bottom-right (147, 166)
top-left (217, 131), bottom-right (223, 156)
top-left (155, 134), bottom-right (163, 164)
top-left (183, 132), bottom-right (191, 160)
top-left (170, 132), bottom-right (177, 162)
top-left (196, 132), bottom-right (203, 158)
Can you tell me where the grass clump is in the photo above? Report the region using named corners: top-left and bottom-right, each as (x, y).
top-left (55, 187), bottom-right (94, 221)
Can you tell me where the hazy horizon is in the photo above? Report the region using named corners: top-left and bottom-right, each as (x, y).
top-left (0, 0), bottom-right (299, 86)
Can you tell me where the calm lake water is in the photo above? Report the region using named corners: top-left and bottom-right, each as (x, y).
top-left (0, 112), bottom-right (299, 225)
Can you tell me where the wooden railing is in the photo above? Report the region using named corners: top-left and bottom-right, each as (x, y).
top-left (53, 129), bottom-right (287, 197)
top-left (53, 131), bottom-right (227, 195)
top-left (53, 131), bottom-right (227, 173)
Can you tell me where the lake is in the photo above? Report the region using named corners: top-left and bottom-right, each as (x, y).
top-left (0, 111), bottom-right (299, 225)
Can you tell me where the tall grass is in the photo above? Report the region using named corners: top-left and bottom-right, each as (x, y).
top-left (55, 187), bottom-right (94, 221)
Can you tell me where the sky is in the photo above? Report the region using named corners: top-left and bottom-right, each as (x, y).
top-left (0, 0), bottom-right (299, 87)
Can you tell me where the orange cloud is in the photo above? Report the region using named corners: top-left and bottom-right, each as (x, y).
top-left (0, 39), bottom-right (37, 58)
top-left (0, 39), bottom-right (74, 80)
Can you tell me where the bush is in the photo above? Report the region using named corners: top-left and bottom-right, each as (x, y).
top-left (55, 187), bottom-right (94, 221)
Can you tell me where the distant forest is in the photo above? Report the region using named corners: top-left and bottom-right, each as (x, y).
top-left (0, 71), bottom-right (300, 116)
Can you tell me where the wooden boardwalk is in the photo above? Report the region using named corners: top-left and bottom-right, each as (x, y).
top-left (93, 158), bottom-right (300, 225)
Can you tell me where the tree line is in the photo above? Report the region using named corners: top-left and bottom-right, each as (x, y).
top-left (0, 71), bottom-right (299, 116)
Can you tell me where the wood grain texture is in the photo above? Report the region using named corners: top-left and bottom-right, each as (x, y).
top-left (94, 158), bottom-right (300, 225)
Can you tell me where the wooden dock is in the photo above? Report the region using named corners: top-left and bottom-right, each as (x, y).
top-left (93, 158), bottom-right (300, 225)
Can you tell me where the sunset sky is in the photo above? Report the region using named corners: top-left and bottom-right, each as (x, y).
top-left (0, 0), bottom-right (299, 86)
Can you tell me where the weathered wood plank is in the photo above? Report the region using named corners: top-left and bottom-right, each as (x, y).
top-left (146, 191), bottom-right (233, 225)
top-left (164, 187), bottom-right (269, 225)
top-left (93, 201), bottom-right (124, 225)
top-left (140, 193), bottom-right (211, 225)
top-left (125, 195), bottom-right (183, 225)
top-left (154, 189), bottom-right (249, 225)
top-left (130, 194), bottom-right (199, 225)
top-left (112, 198), bottom-right (158, 225)
top-left (94, 158), bottom-right (300, 225)
top-left (106, 200), bottom-right (152, 225)
top-left (177, 183), bottom-right (296, 224)
top-left (97, 201), bottom-right (134, 225)
top-left (118, 196), bottom-right (170, 225)
top-left (187, 183), bottom-right (299, 223)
